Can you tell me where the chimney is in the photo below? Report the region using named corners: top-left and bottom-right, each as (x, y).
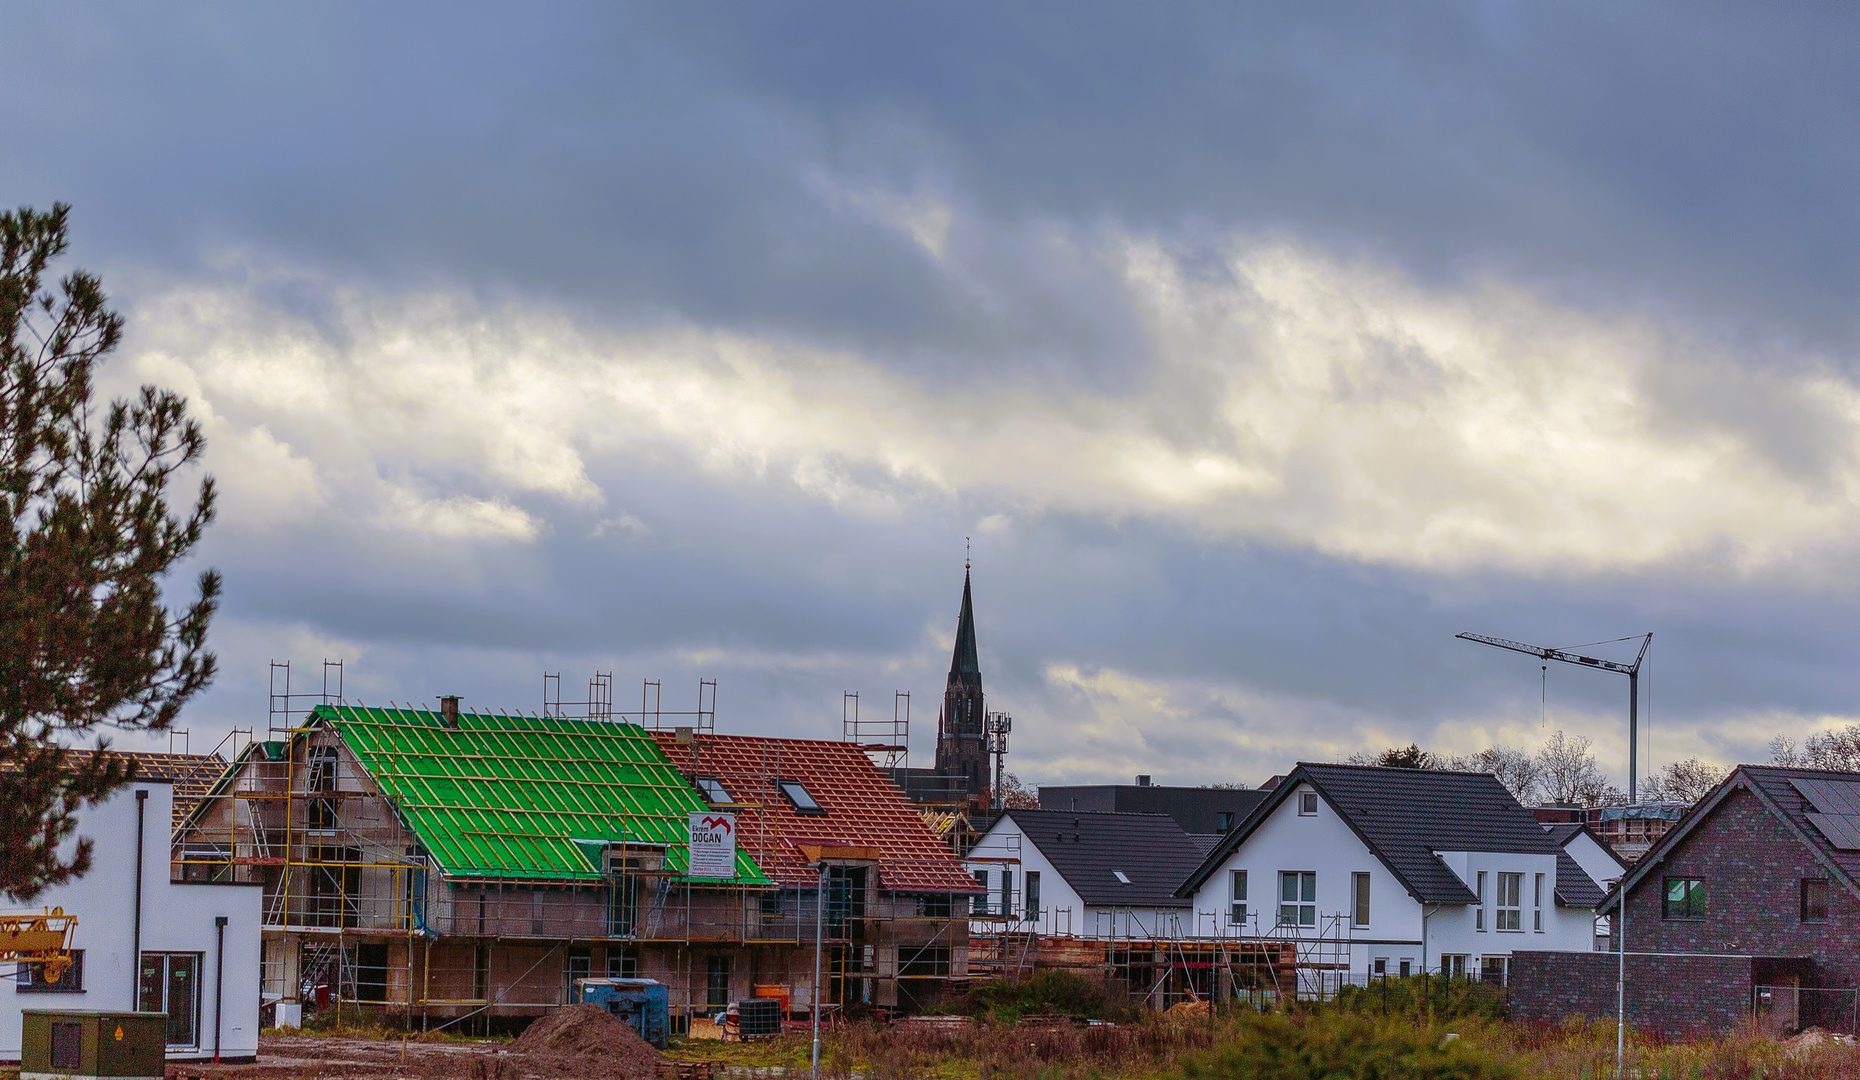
top-left (438, 696), bottom-right (461, 729)
top-left (1136, 774), bottom-right (1151, 787)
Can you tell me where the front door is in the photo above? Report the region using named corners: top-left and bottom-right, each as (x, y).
top-left (139, 953), bottom-right (201, 1048)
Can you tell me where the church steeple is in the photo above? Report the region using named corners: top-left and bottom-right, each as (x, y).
top-left (934, 560), bottom-right (990, 797)
top-left (948, 570), bottom-right (981, 691)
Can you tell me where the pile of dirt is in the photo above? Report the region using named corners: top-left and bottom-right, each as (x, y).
top-left (510, 1003), bottom-right (663, 1080)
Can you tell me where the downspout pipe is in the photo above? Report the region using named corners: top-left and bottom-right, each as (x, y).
top-left (214, 916), bottom-right (227, 1062)
top-left (132, 789), bottom-right (147, 1007)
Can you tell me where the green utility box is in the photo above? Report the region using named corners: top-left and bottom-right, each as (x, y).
top-left (20, 1011), bottom-right (167, 1080)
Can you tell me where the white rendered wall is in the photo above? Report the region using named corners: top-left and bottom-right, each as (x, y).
top-left (1185, 783), bottom-right (1602, 977)
top-left (0, 781), bottom-right (263, 1062)
top-left (963, 814), bottom-right (1190, 941)
top-left (1559, 831), bottom-right (1626, 889)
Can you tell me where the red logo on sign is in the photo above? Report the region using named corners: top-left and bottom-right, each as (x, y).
top-left (702, 815), bottom-right (733, 834)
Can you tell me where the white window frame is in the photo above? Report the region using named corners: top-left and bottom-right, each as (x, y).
top-left (1298, 791), bottom-right (1319, 816)
top-left (1229, 869), bottom-right (1248, 925)
top-left (1533, 872), bottom-right (1544, 932)
top-left (1475, 871), bottom-right (1486, 931)
top-left (1278, 870), bottom-right (1316, 927)
top-left (1497, 872), bottom-right (1523, 931)
top-left (1351, 872), bottom-right (1371, 928)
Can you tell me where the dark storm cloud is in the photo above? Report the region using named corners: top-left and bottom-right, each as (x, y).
top-left (11, 3), bottom-right (1860, 359)
top-left (10, 1), bottom-right (1860, 783)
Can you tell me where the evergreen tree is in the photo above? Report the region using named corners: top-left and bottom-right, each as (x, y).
top-left (0, 204), bottom-right (219, 900)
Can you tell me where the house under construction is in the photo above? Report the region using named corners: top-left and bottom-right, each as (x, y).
top-left (175, 684), bottom-right (981, 1029)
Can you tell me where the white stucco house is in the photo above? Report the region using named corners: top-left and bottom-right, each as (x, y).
top-left (964, 809), bottom-right (1211, 940)
top-left (1, 763), bottom-right (261, 1063)
top-left (1174, 762), bottom-right (1616, 984)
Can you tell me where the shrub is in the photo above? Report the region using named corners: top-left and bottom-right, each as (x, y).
top-left (1331, 976), bottom-right (1508, 1023)
top-left (940, 969), bottom-right (1142, 1023)
top-left (1177, 1011), bottom-right (1515, 1080)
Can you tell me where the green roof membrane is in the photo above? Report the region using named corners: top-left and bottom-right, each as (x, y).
top-left (320, 704), bottom-right (769, 885)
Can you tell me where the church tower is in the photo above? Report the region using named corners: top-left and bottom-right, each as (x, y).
top-left (933, 565), bottom-right (991, 796)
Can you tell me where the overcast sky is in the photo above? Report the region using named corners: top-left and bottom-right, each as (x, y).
top-left (8, 3), bottom-right (1860, 790)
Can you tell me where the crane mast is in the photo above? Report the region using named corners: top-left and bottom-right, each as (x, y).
top-left (1456, 631), bottom-right (1653, 802)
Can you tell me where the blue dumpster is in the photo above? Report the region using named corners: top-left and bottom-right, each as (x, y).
top-left (572, 977), bottom-right (669, 1049)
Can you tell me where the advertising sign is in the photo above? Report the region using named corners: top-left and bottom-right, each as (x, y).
top-left (688, 811), bottom-right (737, 877)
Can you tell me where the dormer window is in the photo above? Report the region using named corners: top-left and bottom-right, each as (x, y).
top-left (1299, 792), bottom-right (1318, 816)
top-left (696, 777), bottom-right (732, 805)
top-left (778, 779), bottom-right (825, 815)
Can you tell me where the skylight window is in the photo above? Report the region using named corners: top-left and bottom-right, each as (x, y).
top-left (778, 779), bottom-right (825, 815)
top-left (1112, 870), bottom-right (1133, 885)
top-left (696, 777), bottom-right (732, 805)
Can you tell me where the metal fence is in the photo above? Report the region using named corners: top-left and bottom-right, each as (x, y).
top-left (1754, 985), bottom-right (1859, 1035)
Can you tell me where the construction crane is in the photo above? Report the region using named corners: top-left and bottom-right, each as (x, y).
top-left (0, 907), bottom-right (77, 983)
top-left (1456, 631), bottom-right (1653, 802)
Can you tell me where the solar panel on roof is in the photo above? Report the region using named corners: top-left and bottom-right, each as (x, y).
top-left (1807, 812), bottom-right (1860, 850)
top-left (1792, 777), bottom-right (1860, 816)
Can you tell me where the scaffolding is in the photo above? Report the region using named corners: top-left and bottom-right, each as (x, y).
top-left (170, 666), bottom-right (980, 1031)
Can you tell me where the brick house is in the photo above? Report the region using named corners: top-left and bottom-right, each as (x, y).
top-left (1512, 765), bottom-right (1860, 1038)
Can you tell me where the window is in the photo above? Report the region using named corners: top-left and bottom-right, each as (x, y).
top-left (138, 952), bottom-right (202, 1048)
top-left (920, 893), bottom-right (953, 919)
top-left (1025, 872), bottom-right (1041, 922)
top-left (706, 956), bottom-right (732, 1009)
top-left (826, 865), bottom-right (868, 935)
top-left (1001, 870), bottom-right (1014, 919)
top-left (972, 870), bottom-right (989, 915)
top-left (1352, 872), bottom-right (1371, 927)
top-left (566, 948), bottom-right (591, 998)
top-left (1802, 879), bottom-right (1829, 923)
top-left (1662, 877), bottom-right (1705, 921)
top-left (1229, 869), bottom-right (1248, 925)
top-left (1480, 955), bottom-right (1508, 986)
top-left (1216, 811), bottom-right (1235, 833)
top-left (607, 949), bottom-right (638, 979)
top-left (696, 777), bottom-right (733, 805)
top-left (1442, 954), bottom-right (1468, 978)
top-left (17, 950), bottom-right (82, 993)
top-left (1533, 873), bottom-right (1544, 932)
top-left (1279, 871), bottom-right (1316, 927)
top-left (1112, 870), bottom-right (1133, 885)
top-left (1373, 958), bottom-right (1386, 977)
top-left (760, 893), bottom-right (784, 922)
top-left (898, 945), bottom-right (952, 978)
top-left (609, 875), bottom-right (640, 937)
top-left (1399, 959), bottom-right (1412, 978)
top-left (777, 779), bottom-right (825, 815)
top-left (1475, 871), bottom-right (1486, 931)
top-left (1496, 873), bottom-right (1523, 930)
top-left (1298, 791), bottom-right (1319, 816)
top-left (306, 746), bottom-right (340, 829)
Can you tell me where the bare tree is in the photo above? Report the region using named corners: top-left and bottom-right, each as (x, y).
top-left (1444, 745), bottom-right (1543, 805)
top-left (1641, 758), bottom-right (1727, 803)
top-left (1772, 726), bottom-right (1860, 772)
top-left (1535, 730), bottom-right (1618, 805)
top-left (997, 772), bottom-right (1039, 809)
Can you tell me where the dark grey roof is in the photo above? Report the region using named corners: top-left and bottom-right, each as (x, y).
top-left (1542, 823), bottom-right (1585, 845)
top-left (1187, 834), bottom-right (1223, 858)
top-left (999, 809), bottom-right (1205, 908)
top-left (1178, 762), bottom-right (1572, 905)
top-left (1038, 784), bottom-right (1267, 835)
top-left (1540, 822), bottom-right (1618, 906)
